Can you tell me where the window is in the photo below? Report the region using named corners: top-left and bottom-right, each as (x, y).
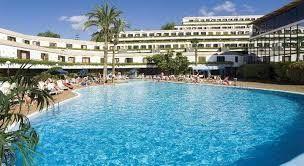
top-left (41, 53), bottom-right (49, 61)
top-left (58, 56), bottom-right (65, 62)
top-left (17, 50), bottom-right (30, 59)
top-left (115, 58), bottom-right (119, 63)
top-left (68, 57), bottom-right (75, 63)
top-left (82, 57), bottom-right (90, 63)
top-left (128, 34), bottom-right (133, 37)
top-left (94, 46), bottom-right (100, 50)
top-left (235, 56), bottom-right (239, 63)
top-left (33, 41), bottom-right (40, 46)
top-left (49, 43), bottom-right (57, 47)
top-left (143, 58), bottom-right (148, 63)
top-left (217, 56), bottom-right (225, 62)
top-left (133, 45), bottom-right (139, 49)
top-left (100, 58), bottom-right (105, 63)
top-left (186, 32), bottom-right (191, 36)
top-left (7, 36), bottom-right (16, 42)
top-left (141, 45), bottom-right (146, 49)
top-left (198, 56), bottom-right (206, 63)
top-left (81, 45), bottom-right (87, 49)
top-left (66, 44), bottom-right (73, 48)
top-left (23, 40), bottom-right (30, 44)
top-left (125, 58), bottom-right (133, 63)
top-left (283, 56), bottom-right (291, 62)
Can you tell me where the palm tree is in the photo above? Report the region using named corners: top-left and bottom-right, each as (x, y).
top-left (111, 18), bottom-right (128, 83)
top-left (84, 3), bottom-right (122, 83)
top-left (0, 63), bottom-right (53, 165)
top-left (191, 39), bottom-right (199, 66)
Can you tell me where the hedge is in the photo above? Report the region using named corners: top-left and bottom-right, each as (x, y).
top-left (238, 64), bottom-right (272, 80)
top-left (238, 62), bottom-right (304, 84)
top-left (0, 57), bottom-right (150, 66)
top-left (286, 62), bottom-right (304, 84)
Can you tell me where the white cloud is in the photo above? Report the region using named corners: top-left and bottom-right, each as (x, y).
top-left (199, 1), bottom-right (255, 16)
top-left (213, 1), bottom-right (237, 15)
top-left (59, 15), bottom-right (88, 31)
top-left (199, 7), bottom-right (215, 16)
top-left (59, 16), bottom-right (68, 21)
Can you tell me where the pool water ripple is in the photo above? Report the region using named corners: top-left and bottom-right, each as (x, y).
top-left (27, 81), bottom-right (304, 165)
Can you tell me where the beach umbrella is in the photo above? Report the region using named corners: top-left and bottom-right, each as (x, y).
top-left (56, 69), bottom-right (68, 75)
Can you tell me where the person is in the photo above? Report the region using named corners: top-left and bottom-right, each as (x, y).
top-left (223, 76), bottom-right (231, 85)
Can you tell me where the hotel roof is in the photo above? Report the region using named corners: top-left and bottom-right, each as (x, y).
top-left (251, 0), bottom-right (304, 25)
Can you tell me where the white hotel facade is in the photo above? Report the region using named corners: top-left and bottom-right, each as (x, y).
top-left (0, 15), bottom-right (262, 73)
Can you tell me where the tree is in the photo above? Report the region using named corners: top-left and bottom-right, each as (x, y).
top-left (148, 52), bottom-right (190, 75)
top-left (0, 63), bottom-right (53, 165)
top-left (84, 3), bottom-right (122, 83)
top-left (37, 31), bottom-right (60, 38)
top-left (173, 52), bottom-right (190, 75)
top-left (111, 18), bottom-right (128, 83)
top-left (191, 39), bottom-right (199, 65)
top-left (161, 22), bottom-right (176, 30)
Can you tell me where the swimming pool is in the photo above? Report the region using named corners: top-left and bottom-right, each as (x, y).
top-left (29, 81), bottom-right (304, 165)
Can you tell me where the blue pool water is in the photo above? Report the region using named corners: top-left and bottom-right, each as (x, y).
top-left (29, 81), bottom-right (304, 165)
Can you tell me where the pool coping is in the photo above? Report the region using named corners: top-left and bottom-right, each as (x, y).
top-left (159, 80), bottom-right (304, 96)
top-left (27, 90), bottom-right (82, 120)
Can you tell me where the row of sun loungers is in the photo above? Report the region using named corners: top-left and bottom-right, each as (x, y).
top-left (143, 74), bottom-right (236, 86)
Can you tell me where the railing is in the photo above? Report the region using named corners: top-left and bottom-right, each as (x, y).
top-left (0, 58), bottom-right (155, 68)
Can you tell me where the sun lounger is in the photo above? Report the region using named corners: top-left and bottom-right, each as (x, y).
top-left (57, 80), bottom-right (69, 90)
top-left (47, 83), bottom-right (62, 95)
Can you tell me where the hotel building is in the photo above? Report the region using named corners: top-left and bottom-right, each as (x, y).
top-left (0, 15), bottom-right (262, 73)
top-left (248, 0), bottom-right (304, 64)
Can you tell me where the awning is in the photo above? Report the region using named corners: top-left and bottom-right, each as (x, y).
top-left (192, 65), bottom-right (210, 71)
top-left (192, 65), bottom-right (224, 71)
top-left (56, 69), bottom-right (68, 75)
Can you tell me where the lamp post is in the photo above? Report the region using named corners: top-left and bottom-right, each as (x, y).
top-left (5, 61), bottom-right (11, 77)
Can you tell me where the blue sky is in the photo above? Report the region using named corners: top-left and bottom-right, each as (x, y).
top-left (0, 0), bottom-right (292, 40)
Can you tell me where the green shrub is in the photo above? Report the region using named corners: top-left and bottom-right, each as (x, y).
top-left (239, 64), bottom-right (272, 80)
top-left (286, 62), bottom-right (304, 84)
top-left (271, 63), bottom-right (290, 82)
top-left (239, 62), bottom-right (304, 84)
top-left (47, 67), bottom-right (63, 75)
top-left (33, 71), bottom-right (59, 81)
top-left (0, 57), bottom-right (149, 66)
